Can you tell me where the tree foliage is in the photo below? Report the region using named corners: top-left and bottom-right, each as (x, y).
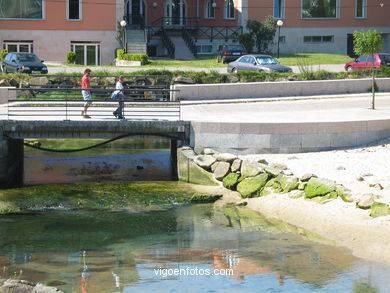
top-left (246, 16), bottom-right (277, 53)
top-left (353, 30), bottom-right (383, 109)
top-left (238, 33), bottom-right (254, 53)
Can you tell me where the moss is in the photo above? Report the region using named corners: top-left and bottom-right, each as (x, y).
top-left (335, 185), bottom-right (353, 202)
top-left (189, 193), bottom-right (222, 203)
top-left (0, 182), bottom-right (201, 215)
top-left (222, 173), bottom-right (240, 190)
top-left (236, 174), bottom-right (269, 198)
top-left (309, 192), bottom-right (338, 204)
top-left (304, 178), bottom-right (336, 199)
top-left (370, 202), bottom-right (390, 218)
top-left (276, 174), bottom-right (299, 192)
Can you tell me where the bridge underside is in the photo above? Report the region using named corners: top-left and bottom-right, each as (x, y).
top-left (0, 120), bottom-right (190, 188)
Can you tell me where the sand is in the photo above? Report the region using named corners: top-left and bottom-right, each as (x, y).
top-left (217, 140), bottom-right (390, 265)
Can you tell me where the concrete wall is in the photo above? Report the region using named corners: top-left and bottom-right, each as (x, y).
top-left (190, 120), bottom-right (390, 154)
top-left (173, 78), bottom-right (390, 101)
top-left (0, 135), bottom-right (24, 188)
top-left (0, 88), bottom-right (16, 105)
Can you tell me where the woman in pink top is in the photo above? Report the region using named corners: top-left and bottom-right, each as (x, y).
top-left (81, 68), bottom-right (92, 118)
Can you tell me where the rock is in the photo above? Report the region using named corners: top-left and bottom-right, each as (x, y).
top-left (0, 279), bottom-right (63, 293)
top-left (264, 166), bottom-right (281, 177)
top-left (304, 177), bottom-right (336, 199)
top-left (223, 173), bottom-right (240, 190)
top-left (369, 183), bottom-right (384, 190)
top-left (189, 193), bottom-right (222, 203)
top-left (289, 190), bottom-right (305, 199)
top-left (211, 161), bottom-right (231, 180)
top-left (236, 173), bottom-right (269, 198)
top-left (257, 159), bottom-right (269, 165)
top-left (370, 202), bottom-right (390, 218)
top-left (361, 172), bottom-right (373, 177)
top-left (336, 166), bottom-right (346, 170)
top-left (231, 159), bottom-right (242, 172)
top-left (226, 75), bottom-right (239, 83)
top-left (214, 152), bottom-right (237, 162)
top-left (276, 174), bottom-right (299, 192)
top-left (194, 155), bottom-right (216, 170)
top-left (173, 76), bottom-right (195, 84)
top-left (300, 173), bottom-right (317, 182)
top-left (356, 193), bottom-right (376, 209)
top-left (356, 176), bottom-right (365, 182)
top-left (29, 76), bottom-right (49, 86)
top-left (203, 148), bottom-right (217, 155)
top-left (282, 170), bottom-right (294, 176)
top-left (235, 201), bottom-right (248, 206)
top-left (240, 160), bottom-right (265, 178)
top-left (309, 192), bottom-right (338, 204)
top-left (180, 148), bottom-right (197, 160)
top-left (0, 79), bottom-right (10, 86)
top-left (270, 163), bottom-right (287, 170)
top-left (298, 182), bottom-right (307, 190)
top-left (288, 156), bottom-right (299, 160)
top-left (335, 185), bottom-right (353, 202)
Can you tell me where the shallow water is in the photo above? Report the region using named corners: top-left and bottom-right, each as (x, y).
top-left (0, 204), bottom-right (389, 293)
top-left (23, 138), bottom-right (174, 185)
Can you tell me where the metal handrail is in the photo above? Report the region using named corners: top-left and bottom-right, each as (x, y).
top-left (160, 28), bottom-right (175, 59)
top-left (182, 27), bottom-right (197, 57)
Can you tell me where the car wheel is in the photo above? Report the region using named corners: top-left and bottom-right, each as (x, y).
top-left (222, 57), bottom-right (227, 64)
top-left (346, 66), bottom-right (353, 72)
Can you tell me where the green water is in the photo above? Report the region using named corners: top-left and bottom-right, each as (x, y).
top-left (0, 203), bottom-right (389, 293)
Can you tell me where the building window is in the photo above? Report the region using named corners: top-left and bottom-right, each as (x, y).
top-left (224, 0), bottom-right (235, 19)
top-left (71, 42), bottom-right (100, 65)
top-left (205, 0), bottom-right (215, 19)
top-left (196, 44), bottom-right (213, 54)
top-left (68, 0), bottom-right (81, 20)
top-left (355, 0), bottom-right (366, 18)
top-left (0, 0), bottom-right (44, 19)
top-left (301, 0), bottom-right (338, 19)
top-left (274, 0), bottom-right (284, 19)
top-left (3, 41), bottom-right (34, 53)
top-left (303, 35), bottom-right (334, 43)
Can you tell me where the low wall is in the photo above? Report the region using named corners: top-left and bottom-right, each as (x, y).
top-left (173, 78), bottom-right (390, 100)
top-left (190, 120), bottom-right (390, 154)
top-left (0, 87), bottom-right (16, 104)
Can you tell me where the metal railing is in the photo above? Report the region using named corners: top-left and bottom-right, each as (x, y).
top-left (160, 28), bottom-right (175, 59)
top-left (5, 87), bottom-right (181, 121)
top-left (182, 27), bottom-right (197, 57)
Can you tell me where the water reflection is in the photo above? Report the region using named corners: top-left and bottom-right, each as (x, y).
top-left (0, 204), bottom-right (389, 292)
top-left (24, 138), bottom-right (173, 185)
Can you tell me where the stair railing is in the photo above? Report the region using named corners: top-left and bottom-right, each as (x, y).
top-left (182, 27), bottom-right (197, 57)
top-left (161, 27), bottom-right (175, 59)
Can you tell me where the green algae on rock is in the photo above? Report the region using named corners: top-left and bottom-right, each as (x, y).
top-left (236, 174), bottom-right (269, 198)
top-left (370, 202), bottom-right (390, 218)
top-left (222, 173), bottom-right (240, 190)
top-left (304, 178), bottom-right (337, 199)
top-left (189, 193), bottom-right (223, 203)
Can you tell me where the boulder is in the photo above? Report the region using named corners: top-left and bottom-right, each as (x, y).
top-left (0, 79), bottom-right (10, 86)
top-left (212, 161), bottom-right (231, 180)
top-left (194, 155), bottom-right (216, 170)
top-left (240, 160), bottom-right (265, 178)
top-left (214, 152), bottom-right (237, 163)
top-left (203, 148), bottom-right (217, 155)
top-left (0, 279), bottom-right (63, 293)
top-left (264, 166), bottom-right (281, 177)
top-left (356, 193), bottom-right (376, 209)
top-left (300, 173), bottom-right (317, 182)
top-left (370, 202), bottom-right (390, 218)
top-left (369, 183), bottom-right (384, 190)
top-left (298, 182), bottom-right (307, 190)
top-left (173, 76), bottom-right (195, 84)
top-left (270, 162), bottom-right (287, 170)
top-left (276, 174), bottom-right (299, 192)
top-left (304, 177), bottom-right (336, 199)
top-left (189, 193), bottom-right (222, 203)
top-left (9, 79), bottom-right (19, 87)
top-left (335, 185), bottom-right (353, 202)
top-left (29, 76), bottom-right (49, 86)
top-left (231, 159), bottom-right (242, 172)
top-left (236, 173), bottom-right (269, 198)
top-left (223, 173), bottom-right (240, 190)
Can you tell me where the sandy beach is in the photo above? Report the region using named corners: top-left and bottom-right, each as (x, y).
top-left (208, 139), bottom-right (390, 265)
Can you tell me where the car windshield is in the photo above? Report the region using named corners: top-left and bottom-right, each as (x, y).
top-left (225, 45), bottom-right (244, 51)
top-left (256, 57), bottom-right (278, 65)
top-left (16, 54), bottom-right (40, 62)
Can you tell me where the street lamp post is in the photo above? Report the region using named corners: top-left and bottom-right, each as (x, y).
top-left (276, 19), bottom-right (283, 59)
top-left (120, 20), bottom-right (127, 53)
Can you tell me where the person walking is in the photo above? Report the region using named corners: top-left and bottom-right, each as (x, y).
top-left (81, 68), bottom-right (92, 118)
top-left (112, 76), bottom-right (125, 119)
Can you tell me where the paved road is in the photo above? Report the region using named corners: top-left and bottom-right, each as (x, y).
top-left (46, 63), bottom-right (346, 74)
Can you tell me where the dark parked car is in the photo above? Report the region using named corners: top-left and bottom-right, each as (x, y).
top-left (344, 53), bottom-right (390, 72)
top-left (217, 44), bottom-right (248, 63)
top-left (2, 52), bottom-right (48, 74)
top-left (227, 54), bottom-right (292, 73)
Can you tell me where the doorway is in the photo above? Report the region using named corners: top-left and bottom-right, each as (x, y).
top-left (126, 0), bottom-right (146, 26)
top-left (71, 43), bottom-right (100, 66)
top-left (165, 0), bottom-right (187, 25)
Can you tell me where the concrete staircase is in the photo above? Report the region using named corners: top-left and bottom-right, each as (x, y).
top-left (170, 36), bottom-right (195, 60)
top-left (126, 29), bottom-right (147, 54)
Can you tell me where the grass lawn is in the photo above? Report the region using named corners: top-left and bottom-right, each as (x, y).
top-left (145, 53), bottom-right (353, 68)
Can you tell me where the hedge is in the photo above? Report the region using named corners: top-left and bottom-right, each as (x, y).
top-left (116, 49), bottom-right (149, 64)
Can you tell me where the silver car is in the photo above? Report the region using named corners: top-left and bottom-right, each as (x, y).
top-left (227, 54), bottom-right (292, 73)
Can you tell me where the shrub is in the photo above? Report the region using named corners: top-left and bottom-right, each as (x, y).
top-left (1, 49), bottom-right (8, 61)
top-left (116, 49), bottom-right (149, 64)
top-left (238, 33), bottom-right (254, 53)
top-left (66, 51), bottom-right (76, 64)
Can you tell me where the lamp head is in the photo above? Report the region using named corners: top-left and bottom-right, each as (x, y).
top-left (120, 20), bottom-right (127, 27)
top-left (277, 20), bottom-right (284, 27)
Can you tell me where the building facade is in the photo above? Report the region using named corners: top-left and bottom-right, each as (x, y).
top-left (0, 0), bottom-right (389, 64)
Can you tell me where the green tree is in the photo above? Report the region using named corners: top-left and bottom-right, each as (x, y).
top-left (353, 30), bottom-right (383, 109)
top-left (238, 33), bottom-right (254, 53)
top-left (115, 21), bottom-right (125, 51)
top-left (246, 16), bottom-right (277, 53)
